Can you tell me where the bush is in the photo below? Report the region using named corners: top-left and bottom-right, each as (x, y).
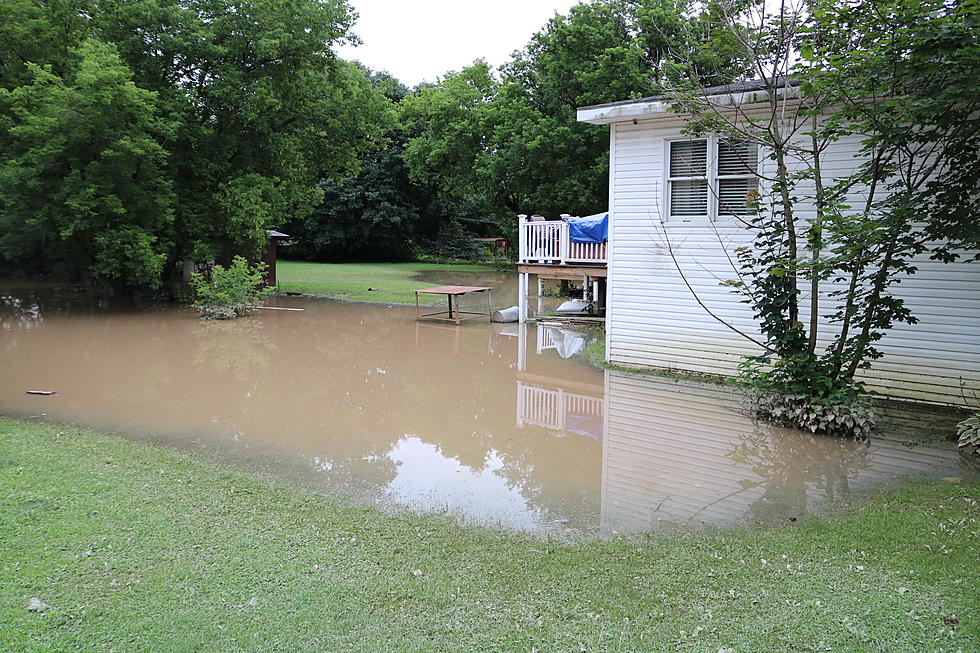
top-left (190, 257), bottom-right (273, 319)
top-left (957, 413), bottom-right (980, 454)
top-left (738, 356), bottom-right (876, 438)
top-left (955, 382), bottom-right (979, 454)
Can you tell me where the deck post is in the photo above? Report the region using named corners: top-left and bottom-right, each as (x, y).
top-left (559, 222), bottom-right (569, 265)
top-left (517, 323), bottom-right (527, 372)
top-left (517, 214), bottom-right (527, 263)
top-left (518, 271), bottom-right (528, 323)
top-left (536, 277), bottom-right (543, 314)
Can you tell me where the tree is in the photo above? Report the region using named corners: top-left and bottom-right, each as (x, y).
top-left (805, 0), bottom-right (980, 381)
top-left (0, 40), bottom-right (173, 290)
top-left (403, 0), bottom-right (745, 225)
top-left (668, 0), bottom-right (980, 435)
top-left (401, 61), bottom-right (501, 208)
top-left (290, 145), bottom-right (422, 261)
top-left (0, 0), bottom-right (393, 291)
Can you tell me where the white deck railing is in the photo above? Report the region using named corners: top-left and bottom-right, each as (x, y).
top-left (518, 216), bottom-right (607, 265)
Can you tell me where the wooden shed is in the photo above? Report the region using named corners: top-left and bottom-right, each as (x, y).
top-left (262, 230), bottom-right (290, 286)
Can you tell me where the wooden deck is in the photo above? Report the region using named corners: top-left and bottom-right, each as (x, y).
top-left (518, 263), bottom-right (607, 280)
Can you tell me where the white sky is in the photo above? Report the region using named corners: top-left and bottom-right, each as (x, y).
top-left (335, 0), bottom-right (581, 87)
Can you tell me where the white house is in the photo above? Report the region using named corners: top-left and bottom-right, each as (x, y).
top-left (566, 80), bottom-right (979, 406)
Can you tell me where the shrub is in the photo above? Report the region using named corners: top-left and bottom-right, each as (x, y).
top-left (955, 382), bottom-right (980, 454)
top-left (738, 356), bottom-right (876, 438)
top-left (190, 256), bottom-right (273, 319)
top-left (957, 413), bottom-right (980, 454)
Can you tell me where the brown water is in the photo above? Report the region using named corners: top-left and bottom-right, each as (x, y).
top-left (1, 278), bottom-right (974, 536)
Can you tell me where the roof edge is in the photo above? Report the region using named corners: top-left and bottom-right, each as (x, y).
top-left (577, 78), bottom-right (803, 125)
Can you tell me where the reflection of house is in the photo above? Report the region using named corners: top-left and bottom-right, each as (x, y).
top-left (536, 324), bottom-right (587, 358)
top-left (601, 370), bottom-right (967, 534)
top-left (514, 324), bottom-right (604, 442)
top-left (516, 377), bottom-right (604, 443)
top-left (576, 82), bottom-right (980, 405)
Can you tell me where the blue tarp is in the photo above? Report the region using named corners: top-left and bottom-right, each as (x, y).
top-left (568, 213), bottom-right (608, 243)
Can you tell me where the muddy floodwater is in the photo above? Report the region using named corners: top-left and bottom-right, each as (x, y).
top-left (1, 277), bottom-right (975, 536)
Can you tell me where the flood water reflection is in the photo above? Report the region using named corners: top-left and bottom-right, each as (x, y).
top-left (1, 279), bottom-right (974, 536)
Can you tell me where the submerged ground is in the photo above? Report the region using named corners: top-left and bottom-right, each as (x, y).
top-left (2, 418), bottom-right (977, 651)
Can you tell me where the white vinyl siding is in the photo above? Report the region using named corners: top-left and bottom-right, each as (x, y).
top-left (605, 117), bottom-right (980, 406)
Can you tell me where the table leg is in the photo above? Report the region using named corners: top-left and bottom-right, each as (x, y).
top-left (415, 292), bottom-right (420, 321)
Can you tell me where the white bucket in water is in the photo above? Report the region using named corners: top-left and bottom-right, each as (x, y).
top-left (492, 306), bottom-right (520, 323)
top-left (556, 298), bottom-right (592, 314)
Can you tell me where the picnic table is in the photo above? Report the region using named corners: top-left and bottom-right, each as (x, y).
top-left (415, 285), bottom-right (493, 325)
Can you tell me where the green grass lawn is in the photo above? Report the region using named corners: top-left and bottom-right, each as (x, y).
top-left (2, 417), bottom-right (977, 651)
top-left (275, 261), bottom-right (503, 304)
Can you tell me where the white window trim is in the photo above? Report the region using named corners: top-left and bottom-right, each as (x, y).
top-left (664, 136), bottom-right (759, 223)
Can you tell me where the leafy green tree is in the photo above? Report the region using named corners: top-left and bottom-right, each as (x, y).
top-left (672, 0), bottom-right (980, 434)
top-left (284, 66), bottom-right (439, 261)
top-left (806, 0), bottom-right (980, 380)
top-left (0, 40), bottom-right (173, 290)
top-left (88, 0), bottom-right (388, 271)
top-left (0, 0), bottom-right (393, 291)
top-left (402, 0), bottom-right (744, 220)
top-left (401, 62), bottom-right (500, 207)
top-left (289, 146), bottom-right (422, 261)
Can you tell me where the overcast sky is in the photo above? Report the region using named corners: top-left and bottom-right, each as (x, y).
top-left (335, 0), bottom-right (581, 87)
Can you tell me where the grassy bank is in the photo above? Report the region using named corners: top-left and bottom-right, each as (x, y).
top-left (276, 261), bottom-right (503, 304)
top-left (2, 418), bottom-right (977, 651)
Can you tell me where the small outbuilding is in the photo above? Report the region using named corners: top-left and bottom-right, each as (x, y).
top-left (262, 230), bottom-right (290, 286)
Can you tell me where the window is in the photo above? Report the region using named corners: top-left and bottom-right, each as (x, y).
top-left (667, 138), bottom-right (759, 221)
top-left (667, 140), bottom-right (708, 217)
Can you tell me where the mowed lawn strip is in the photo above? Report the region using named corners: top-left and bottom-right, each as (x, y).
top-left (1, 418), bottom-right (977, 652)
top-left (275, 261), bottom-right (502, 304)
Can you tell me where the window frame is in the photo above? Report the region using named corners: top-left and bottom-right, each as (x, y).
top-left (664, 136), bottom-right (760, 223)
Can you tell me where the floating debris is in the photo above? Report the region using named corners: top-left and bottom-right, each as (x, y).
top-left (25, 390), bottom-right (57, 396)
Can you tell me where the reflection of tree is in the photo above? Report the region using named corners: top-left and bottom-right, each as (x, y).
top-left (0, 294), bottom-right (43, 330)
top-left (728, 421), bottom-right (872, 522)
top-left (3, 289), bottom-right (602, 531)
top-left (192, 317), bottom-right (277, 381)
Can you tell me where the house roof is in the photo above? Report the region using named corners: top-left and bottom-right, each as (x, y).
top-left (266, 229), bottom-right (290, 239)
top-left (577, 77), bottom-right (803, 125)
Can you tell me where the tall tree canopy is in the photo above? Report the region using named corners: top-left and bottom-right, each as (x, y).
top-left (0, 0), bottom-right (394, 292)
top-left (401, 0), bottom-right (746, 220)
top-left (0, 40), bottom-right (173, 288)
